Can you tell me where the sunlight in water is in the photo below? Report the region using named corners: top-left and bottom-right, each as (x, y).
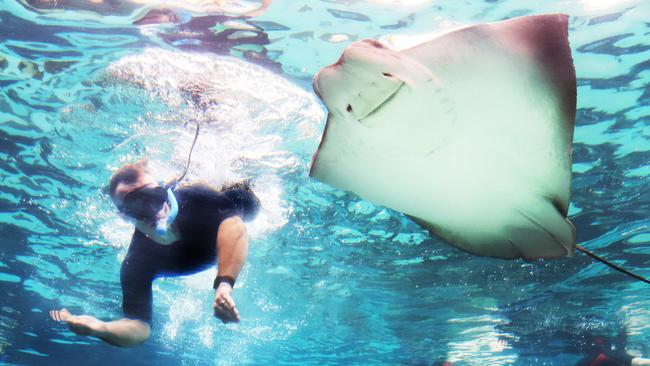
top-left (447, 314), bottom-right (518, 365)
top-left (579, 0), bottom-right (637, 11)
top-left (366, 0), bottom-right (435, 5)
top-left (1, 0), bottom-right (649, 364)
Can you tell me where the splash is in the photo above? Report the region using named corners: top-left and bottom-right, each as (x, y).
top-left (98, 48), bottom-right (323, 244)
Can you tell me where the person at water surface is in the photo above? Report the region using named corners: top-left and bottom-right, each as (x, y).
top-left (50, 159), bottom-right (261, 347)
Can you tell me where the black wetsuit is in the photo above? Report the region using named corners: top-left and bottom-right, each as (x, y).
top-left (120, 183), bottom-right (260, 323)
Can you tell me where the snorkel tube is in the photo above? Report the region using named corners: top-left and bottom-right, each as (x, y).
top-left (153, 120), bottom-right (199, 236)
top-left (155, 186), bottom-right (178, 236)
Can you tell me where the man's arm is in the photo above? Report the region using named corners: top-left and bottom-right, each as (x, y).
top-left (213, 216), bottom-right (248, 323)
top-left (50, 309), bottom-right (150, 347)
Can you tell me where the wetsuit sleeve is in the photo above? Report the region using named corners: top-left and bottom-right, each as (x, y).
top-left (179, 183), bottom-right (260, 224)
top-left (220, 183), bottom-right (261, 222)
top-left (120, 233), bottom-right (155, 324)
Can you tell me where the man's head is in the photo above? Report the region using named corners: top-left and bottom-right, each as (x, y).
top-left (109, 160), bottom-right (171, 225)
top-left (109, 159), bottom-right (154, 206)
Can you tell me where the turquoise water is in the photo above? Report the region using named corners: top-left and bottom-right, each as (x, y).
top-left (0, 0), bottom-right (649, 365)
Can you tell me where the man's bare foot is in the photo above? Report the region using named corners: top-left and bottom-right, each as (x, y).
top-left (50, 309), bottom-right (105, 336)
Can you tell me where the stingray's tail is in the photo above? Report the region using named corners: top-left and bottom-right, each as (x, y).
top-left (576, 245), bottom-right (650, 285)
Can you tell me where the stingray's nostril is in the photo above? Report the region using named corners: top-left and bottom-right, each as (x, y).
top-left (365, 39), bottom-right (385, 49)
top-left (382, 72), bottom-right (393, 78)
top-left (346, 105), bottom-right (353, 113)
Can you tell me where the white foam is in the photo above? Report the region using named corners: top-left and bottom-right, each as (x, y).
top-left (102, 48), bottom-right (323, 243)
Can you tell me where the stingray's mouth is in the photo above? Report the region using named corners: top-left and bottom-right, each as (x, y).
top-left (355, 80), bottom-right (404, 123)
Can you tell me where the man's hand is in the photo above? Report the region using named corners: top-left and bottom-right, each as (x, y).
top-left (213, 283), bottom-right (240, 323)
top-left (49, 309), bottom-right (105, 336)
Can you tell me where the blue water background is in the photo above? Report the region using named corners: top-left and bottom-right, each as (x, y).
top-left (0, 0), bottom-right (649, 365)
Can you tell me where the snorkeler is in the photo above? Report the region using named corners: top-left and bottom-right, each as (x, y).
top-left (574, 336), bottom-right (650, 366)
top-left (50, 159), bottom-right (260, 347)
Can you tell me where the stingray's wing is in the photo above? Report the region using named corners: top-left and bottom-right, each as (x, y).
top-left (310, 14), bottom-right (577, 259)
top-left (401, 14), bottom-right (576, 214)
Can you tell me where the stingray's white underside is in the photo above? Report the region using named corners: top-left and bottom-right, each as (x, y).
top-left (311, 14), bottom-right (577, 259)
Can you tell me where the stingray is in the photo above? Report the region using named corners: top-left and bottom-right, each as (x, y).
top-left (310, 14), bottom-right (577, 260)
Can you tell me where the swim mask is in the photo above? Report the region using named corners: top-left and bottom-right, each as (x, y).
top-left (119, 185), bottom-right (168, 222)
